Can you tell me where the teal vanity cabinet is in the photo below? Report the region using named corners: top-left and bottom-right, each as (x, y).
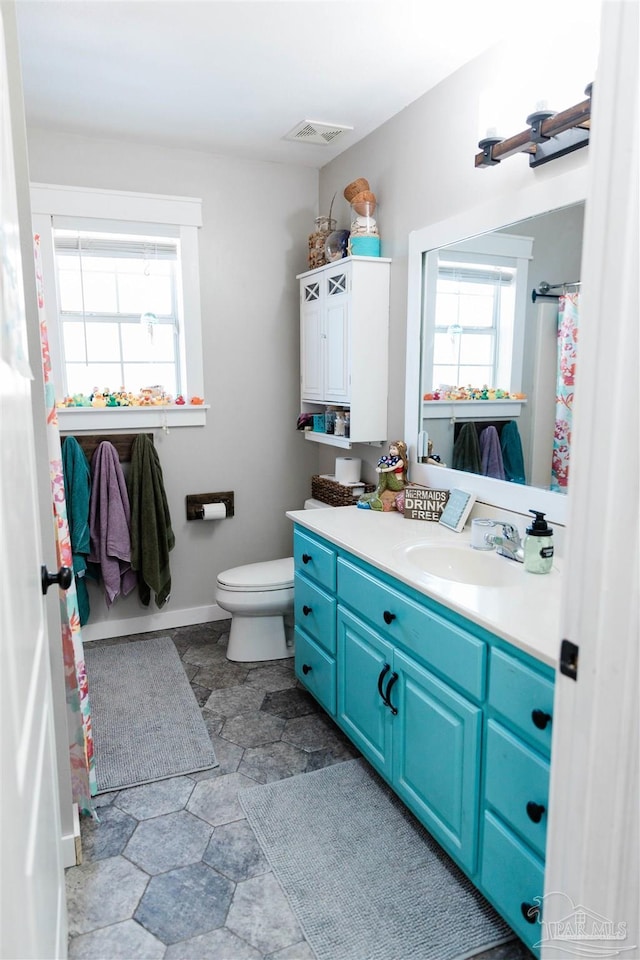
top-left (292, 525), bottom-right (555, 956)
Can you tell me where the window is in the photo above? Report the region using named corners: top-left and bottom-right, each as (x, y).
top-left (31, 184), bottom-right (205, 428)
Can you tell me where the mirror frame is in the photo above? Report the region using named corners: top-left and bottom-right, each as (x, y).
top-left (404, 165), bottom-right (589, 526)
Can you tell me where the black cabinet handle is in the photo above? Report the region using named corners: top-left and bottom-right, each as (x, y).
top-left (383, 610), bottom-right (396, 625)
top-left (526, 801), bottom-right (546, 824)
top-left (41, 564), bottom-right (73, 596)
top-left (531, 709), bottom-right (552, 730)
top-left (385, 672), bottom-right (399, 715)
top-left (302, 553), bottom-right (311, 564)
top-left (377, 663), bottom-right (391, 702)
top-left (520, 902), bottom-right (540, 924)
top-left (302, 605), bottom-right (312, 616)
top-left (302, 663), bottom-right (312, 675)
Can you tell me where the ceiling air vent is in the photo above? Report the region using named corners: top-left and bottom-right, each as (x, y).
top-left (284, 120), bottom-right (354, 145)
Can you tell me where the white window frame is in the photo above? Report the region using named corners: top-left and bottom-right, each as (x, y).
top-left (31, 183), bottom-right (207, 429)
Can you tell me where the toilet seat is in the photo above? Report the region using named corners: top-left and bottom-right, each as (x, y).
top-left (217, 557), bottom-right (294, 592)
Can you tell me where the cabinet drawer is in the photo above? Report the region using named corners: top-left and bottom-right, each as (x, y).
top-left (295, 628), bottom-right (336, 717)
top-left (489, 649), bottom-right (554, 756)
top-left (485, 720), bottom-right (550, 859)
top-left (294, 529), bottom-right (336, 593)
top-left (481, 811), bottom-right (545, 953)
top-left (337, 558), bottom-right (486, 700)
top-left (294, 574), bottom-right (336, 655)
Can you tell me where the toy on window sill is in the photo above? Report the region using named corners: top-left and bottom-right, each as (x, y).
top-left (357, 440), bottom-right (408, 511)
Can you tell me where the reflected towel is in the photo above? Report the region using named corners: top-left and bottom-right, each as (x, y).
top-left (62, 436), bottom-right (91, 625)
top-left (500, 421), bottom-right (526, 484)
top-left (479, 426), bottom-right (505, 480)
top-left (452, 422), bottom-right (482, 474)
top-left (88, 442), bottom-right (137, 606)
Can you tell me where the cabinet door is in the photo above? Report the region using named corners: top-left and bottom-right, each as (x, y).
top-left (337, 608), bottom-right (393, 779)
top-left (300, 280), bottom-right (323, 401)
top-left (324, 269), bottom-right (350, 402)
top-left (392, 649), bottom-right (482, 874)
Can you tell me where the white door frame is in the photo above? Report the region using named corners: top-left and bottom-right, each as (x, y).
top-left (543, 2), bottom-right (639, 957)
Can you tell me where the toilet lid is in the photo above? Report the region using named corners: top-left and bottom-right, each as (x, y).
top-left (217, 557), bottom-right (294, 591)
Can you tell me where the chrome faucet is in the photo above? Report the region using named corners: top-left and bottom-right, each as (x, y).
top-left (485, 523), bottom-right (524, 563)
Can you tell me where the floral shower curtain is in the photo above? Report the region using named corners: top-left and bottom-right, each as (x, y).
top-left (551, 292), bottom-right (579, 492)
top-left (34, 234), bottom-right (95, 815)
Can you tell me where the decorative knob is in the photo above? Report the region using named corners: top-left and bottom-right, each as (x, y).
top-left (531, 709), bottom-right (552, 730)
top-left (521, 902), bottom-right (540, 924)
top-left (41, 565), bottom-right (73, 596)
top-left (526, 801), bottom-right (546, 824)
top-left (383, 610), bottom-right (396, 625)
top-left (302, 605), bottom-right (312, 616)
top-left (302, 553), bottom-right (311, 564)
top-left (302, 664), bottom-right (312, 675)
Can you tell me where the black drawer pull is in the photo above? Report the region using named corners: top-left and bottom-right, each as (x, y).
top-left (302, 553), bottom-right (311, 564)
top-left (377, 663), bottom-right (391, 702)
top-left (531, 709), bottom-right (552, 730)
top-left (302, 605), bottom-right (312, 616)
top-left (385, 672), bottom-right (399, 715)
top-left (526, 801), bottom-right (546, 824)
top-left (520, 902), bottom-right (540, 924)
top-left (302, 663), bottom-right (312, 675)
top-left (383, 610), bottom-right (396, 625)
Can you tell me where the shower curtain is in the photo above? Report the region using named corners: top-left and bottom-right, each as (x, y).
top-left (34, 234), bottom-right (95, 815)
top-left (551, 292), bottom-right (579, 492)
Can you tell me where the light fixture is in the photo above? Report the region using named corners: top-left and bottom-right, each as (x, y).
top-left (476, 83), bottom-right (592, 169)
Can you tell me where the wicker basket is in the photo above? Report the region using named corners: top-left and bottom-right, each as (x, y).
top-left (343, 178), bottom-right (370, 203)
top-left (311, 475), bottom-right (376, 507)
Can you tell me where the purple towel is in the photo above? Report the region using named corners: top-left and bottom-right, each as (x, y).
top-left (479, 426), bottom-right (506, 480)
top-left (88, 442), bottom-right (137, 606)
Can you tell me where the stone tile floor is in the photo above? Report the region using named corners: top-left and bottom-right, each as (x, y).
top-left (67, 621), bottom-right (535, 959)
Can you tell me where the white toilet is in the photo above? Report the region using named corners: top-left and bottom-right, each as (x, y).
top-left (216, 498), bottom-right (330, 662)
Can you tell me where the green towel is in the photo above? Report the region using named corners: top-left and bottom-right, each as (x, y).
top-left (61, 436), bottom-right (91, 625)
top-left (452, 422), bottom-right (482, 474)
top-left (127, 435), bottom-right (175, 608)
top-left (500, 420), bottom-right (526, 484)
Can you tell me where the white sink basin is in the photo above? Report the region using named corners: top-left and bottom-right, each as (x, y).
top-left (395, 542), bottom-right (522, 587)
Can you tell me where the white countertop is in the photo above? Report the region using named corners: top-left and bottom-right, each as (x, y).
top-left (287, 506), bottom-right (561, 668)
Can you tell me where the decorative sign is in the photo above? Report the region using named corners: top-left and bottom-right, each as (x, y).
top-left (439, 489), bottom-right (477, 533)
top-left (403, 486), bottom-right (450, 521)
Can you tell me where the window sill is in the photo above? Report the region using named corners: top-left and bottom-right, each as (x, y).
top-left (57, 404), bottom-right (209, 431)
top-left (422, 399), bottom-right (527, 420)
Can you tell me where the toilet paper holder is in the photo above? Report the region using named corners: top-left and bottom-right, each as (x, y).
top-left (186, 491), bottom-right (235, 520)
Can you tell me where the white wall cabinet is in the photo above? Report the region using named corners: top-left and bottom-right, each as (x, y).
top-left (297, 256), bottom-right (391, 447)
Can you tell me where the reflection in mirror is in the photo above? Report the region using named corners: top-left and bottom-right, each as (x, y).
top-left (420, 203), bottom-right (584, 494)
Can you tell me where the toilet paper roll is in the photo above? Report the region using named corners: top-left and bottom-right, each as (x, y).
top-left (201, 502), bottom-right (226, 520)
top-left (335, 457), bottom-right (361, 485)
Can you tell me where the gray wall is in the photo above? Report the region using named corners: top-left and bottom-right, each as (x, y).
top-left (317, 40), bottom-right (590, 485)
top-left (27, 128), bottom-right (320, 631)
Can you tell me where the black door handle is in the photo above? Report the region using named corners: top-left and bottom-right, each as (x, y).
top-left (41, 564), bottom-right (73, 596)
top-left (302, 663), bottom-right (312, 675)
top-left (531, 709), bottom-right (552, 730)
top-left (520, 902), bottom-right (541, 924)
top-left (526, 801), bottom-right (546, 823)
top-left (302, 553), bottom-right (311, 564)
top-left (377, 663), bottom-right (391, 703)
top-left (384, 672), bottom-right (399, 715)
top-left (383, 610), bottom-right (396, 625)
top-left (302, 605), bottom-right (312, 616)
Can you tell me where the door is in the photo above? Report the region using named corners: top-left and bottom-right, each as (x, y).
top-left (0, 8), bottom-right (67, 958)
top-left (300, 278), bottom-right (323, 400)
top-left (324, 268), bottom-right (350, 403)
top-left (337, 608), bottom-right (393, 778)
top-left (392, 649), bottom-right (482, 874)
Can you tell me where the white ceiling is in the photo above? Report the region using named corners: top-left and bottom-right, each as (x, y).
top-left (14, 0), bottom-right (532, 168)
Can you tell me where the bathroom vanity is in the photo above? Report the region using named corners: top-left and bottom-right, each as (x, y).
top-left (288, 506), bottom-right (558, 955)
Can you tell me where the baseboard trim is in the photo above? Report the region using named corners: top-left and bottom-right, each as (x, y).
top-left (61, 803), bottom-right (81, 868)
top-left (81, 604), bottom-right (228, 643)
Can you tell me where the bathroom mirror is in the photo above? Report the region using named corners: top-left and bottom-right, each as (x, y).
top-left (405, 166), bottom-right (588, 525)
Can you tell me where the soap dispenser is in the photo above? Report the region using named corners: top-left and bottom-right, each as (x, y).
top-left (524, 510), bottom-right (554, 574)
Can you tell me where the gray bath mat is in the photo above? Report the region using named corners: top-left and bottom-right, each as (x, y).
top-left (239, 758), bottom-right (513, 960)
top-left (85, 636), bottom-right (218, 793)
